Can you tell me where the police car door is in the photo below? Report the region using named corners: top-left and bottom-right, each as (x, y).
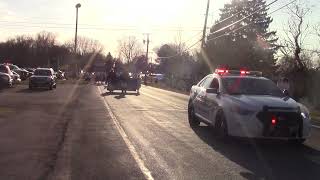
top-left (193, 76), bottom-right (208, 117)
top-left (203, 78), bottom-right (220, 124)
top-left (196, 76), bottom-right (213, 122)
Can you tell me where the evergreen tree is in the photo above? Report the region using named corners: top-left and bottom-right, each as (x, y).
top-left (205, 0), bottom-right (278, 75)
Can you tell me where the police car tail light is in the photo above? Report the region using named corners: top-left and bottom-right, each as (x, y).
top-left (271, 116), bottom-right (277, 126)
top-left (240, 70), bottom-right (250, 75)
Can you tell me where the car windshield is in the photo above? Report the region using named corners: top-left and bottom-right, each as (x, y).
top-left (9, 65), bottom-right (19, 70)
top-left (34, 70), bottom-right (51, 76)
top-left (222, 77), bottom-right (283, 96)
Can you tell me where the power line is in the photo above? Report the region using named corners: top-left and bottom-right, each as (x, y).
top-left (209, 0), bottom-right (280, 36)
top-left (157, 0), bottom-right (297, 59)
top-left (0, 20), bottom-right (208, 30)
top-left (213, 0), bottom-right (278, 27)
top-left (0, 24), bottom-right (204, 32)
top-left (184, 31), bottom-right (203, 44)
top-left (157, 38), bottom-right (202, 59)
top-left (207, 0), bottom-right (297, 42)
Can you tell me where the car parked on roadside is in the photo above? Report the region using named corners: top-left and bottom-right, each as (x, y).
top-left (7, 64), bottom-right (32, 80)
top-left (0, 64), bottom-right (14, 77)
top-left (11, 71), bottom-right (21, 84)
top-left (0, 72), bottom-right (13, 88)
top-left (188, 68), bottom-right (312, 144)
top-left (29, 68), bottom-right (57, 90)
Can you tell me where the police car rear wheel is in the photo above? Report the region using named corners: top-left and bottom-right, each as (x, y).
top-left (188, 105), bottom-right (200, 128)
top-left (289, 139), bottom-right (305, 145)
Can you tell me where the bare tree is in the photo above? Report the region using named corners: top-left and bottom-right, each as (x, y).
top-left (281, 2), bottom-right (311, 70)
top-left (117, 36), bottom-right (143, 63)
top-left (34, 31), bottom-right (56, 49)
top-left (65, 36), bottom-right (104, 55)
top-left (173, 30), bottom-right (187, 54)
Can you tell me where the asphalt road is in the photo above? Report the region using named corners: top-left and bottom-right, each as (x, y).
top-left (1, 84), bottom-right (320, 180)
top-left (0, 84), bottom-right (144, 180)
top-left (99, 85), bottom-right (320, 180)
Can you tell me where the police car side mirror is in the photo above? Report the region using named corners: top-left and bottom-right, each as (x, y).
top-left (206, 88), bottom-right (218, 94)
top-left (283, 89), bottom-right (289, 97)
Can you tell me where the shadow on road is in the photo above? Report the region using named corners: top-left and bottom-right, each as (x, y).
top-left (16, 88), bottom-right (49, 93)
top-left (101, 91), bottom-right (139, 98)
top-left (192, 125), bottom-right (320, 180)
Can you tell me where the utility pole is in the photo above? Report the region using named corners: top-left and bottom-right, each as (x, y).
top-left (201, 0), bottom-right (210, 48)
top-left (143, 33), bottom-right (150, 85)
top-left (75, 3), bottom-right (81, 53)
top-left (144, 34), bottom-right (150, 64)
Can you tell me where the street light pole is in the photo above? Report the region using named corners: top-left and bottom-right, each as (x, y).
top-left (75, 3), bottom-right (81, 54)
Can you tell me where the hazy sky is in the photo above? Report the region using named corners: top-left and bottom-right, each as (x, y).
top-left (0, 0), bottom-right (319, 59)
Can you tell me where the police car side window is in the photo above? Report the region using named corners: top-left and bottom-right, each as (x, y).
top-left (203, 77), bottom-right (213, 89)
top-left (198, 77), bottom-right (208, 87)
top-left (210, 78), bottom-right (219, 89)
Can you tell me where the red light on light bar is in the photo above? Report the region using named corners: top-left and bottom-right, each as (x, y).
top-left (271, 116), bottom-right (277, 126)
top-left (240, 71), bottom-right (246, 75)
top-left (215, 69), bottom-right (228, 74)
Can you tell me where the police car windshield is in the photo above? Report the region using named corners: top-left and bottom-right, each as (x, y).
top-left (222, 77), bottom-right (283, 96)
top-left (34, 70), bottom-right (51, 76)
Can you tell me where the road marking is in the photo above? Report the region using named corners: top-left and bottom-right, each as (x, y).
top-left (142, 85), bottom-right (189, 98)
top-left (312, 125), bottom-right (320, 129)
top-left (140, 91), bottom-right (186, 110)
top-left (97, 87), bottom-right (154, 180)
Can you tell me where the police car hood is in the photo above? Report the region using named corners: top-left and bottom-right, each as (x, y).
top-left (228, 95), bottom-right (299, 110)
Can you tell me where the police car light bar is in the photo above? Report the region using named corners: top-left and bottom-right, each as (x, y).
top-left (215, 68), bottom-right (262, 77)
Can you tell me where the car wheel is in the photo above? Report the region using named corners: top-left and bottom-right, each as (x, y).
top-left (289, 139), bottom-right (306, 146)
top-left (188, 104), bottom-right (200, 128)
top-left (215, 111), bottom-right (229, 139)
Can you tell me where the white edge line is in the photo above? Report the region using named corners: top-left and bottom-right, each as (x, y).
top-left (312, 125), bottom-right (320, 129)
top-left (97, 87), bottom-right (154, 180)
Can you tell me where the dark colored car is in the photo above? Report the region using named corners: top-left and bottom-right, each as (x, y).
top-left (29, 68), bottom-right (57, 90)
top-left (0, 72), bottom-right (13, 88)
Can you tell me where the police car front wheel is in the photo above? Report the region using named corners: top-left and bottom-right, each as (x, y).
top-left (188, 105), bottom-right (200, 128)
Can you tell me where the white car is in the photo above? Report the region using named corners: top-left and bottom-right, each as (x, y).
top-left (188, 69), bottom-right (312, 144)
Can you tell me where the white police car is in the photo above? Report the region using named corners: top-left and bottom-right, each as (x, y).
top-left (188, 68), bottom-right (311, 144)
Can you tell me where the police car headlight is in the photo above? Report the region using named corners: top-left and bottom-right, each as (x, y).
top-left (298, 103), bottom-right (311, 120)
top-left (301, 112), bottom-right (310, 119)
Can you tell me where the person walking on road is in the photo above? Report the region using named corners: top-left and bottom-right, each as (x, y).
top-left (277, 77), bottom-right (290, 92)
